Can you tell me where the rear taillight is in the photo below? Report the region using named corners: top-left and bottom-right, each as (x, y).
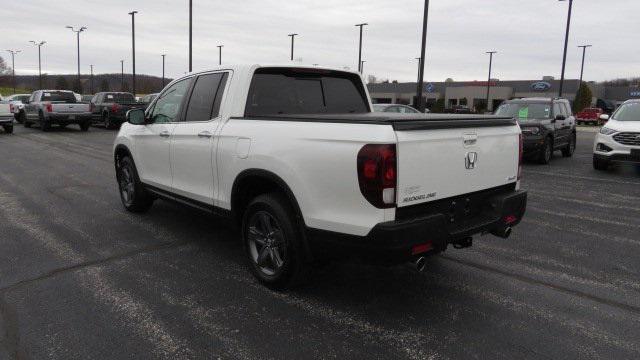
top-left (517, 133), bottom-right (523, 180)
top-left (90, 103), bottom-right (95, 112)
top-left (9, 103), bottom-right (14, 112)
top-left (357, 144), bottom-right (397, 208)
top-left (45, 102), bottom-right (53, 112)
top-left (111, 103), bottom-right (120, 112)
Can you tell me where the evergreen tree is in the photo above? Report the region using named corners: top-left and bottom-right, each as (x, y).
top-left (100, 78), bottom-right (110, 92)
top-left (573, 82), bottom-right (593, 113)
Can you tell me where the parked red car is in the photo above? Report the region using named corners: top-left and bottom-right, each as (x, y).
top-left (576, 107), bottom-right (604, 125)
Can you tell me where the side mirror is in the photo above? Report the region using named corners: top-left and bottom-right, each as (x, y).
top-left (599, 114), bottom-right (610, 121)
top-left (127, 108), bottom-right (146, 125)
top-left (555, 114), bottom-right (566, 121)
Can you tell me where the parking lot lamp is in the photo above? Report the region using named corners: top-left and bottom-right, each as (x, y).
top-left (485, 51), bottom-right (497, 112)
top-left (578, 44), bottom-right (592, 84)
top-left (5, 49), bottom-right (21, 94)
top-left (189, 0), bottom-right (192, 72)
top-left (120, 60), bottom-right (124, 91)
top-left (355, 23), bottom-right (368, 73)
top-left (558, 0), bottom-right (573, 98)
top-left (90, 64), bottom-right (94, 93)
top-left (65, 26), bottom-right (86, 89)
top-left (128, 11), bottom-right (138, 96)
top-left (415, 0), bottom-right (430, 112)
top-left (360, 60), bottom-right (366, 74)
top-left (217, 45), bottom-right (223, 65)
top-left (29, 41), bottom-right (46, 89)
top-left (161, 54), bottom-right (166, 88)
top-left (288, 34), bottom-right (298, 61)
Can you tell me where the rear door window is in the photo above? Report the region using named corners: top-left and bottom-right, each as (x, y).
top-left (245, 68), bottom-right (369, 116)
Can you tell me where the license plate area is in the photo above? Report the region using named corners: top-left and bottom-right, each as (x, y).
top-left (631, 149), bottom-right (640, 161)
top-left (68, 115), bottom-right (75, 120)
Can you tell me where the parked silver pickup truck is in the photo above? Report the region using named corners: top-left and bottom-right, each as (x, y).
top-left (24, 90), bottom-right (92, 131)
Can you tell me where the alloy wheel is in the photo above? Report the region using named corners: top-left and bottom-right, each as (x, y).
top-left (247, 211), bottom-right (286, 276)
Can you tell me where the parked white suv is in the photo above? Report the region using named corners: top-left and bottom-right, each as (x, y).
top-left (113, 64), bottom-right (527, 289)
top-left (593, 99), bottom-right (640, 170)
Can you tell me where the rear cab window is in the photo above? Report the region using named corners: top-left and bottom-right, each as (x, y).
top-left (41, 91), bottom-right (77, 103)
top-left (245, 67), bottom-right (370, 116)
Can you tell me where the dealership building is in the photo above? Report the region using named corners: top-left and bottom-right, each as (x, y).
top-left (367, 78), bottom-right (639, 112)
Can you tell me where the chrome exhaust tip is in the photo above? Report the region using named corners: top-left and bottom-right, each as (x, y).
top-left (492, 226), bottom-right (512, 239)
top-left (414, 257), bottom-right (427, 272)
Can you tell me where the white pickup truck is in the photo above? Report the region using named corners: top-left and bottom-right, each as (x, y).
top-left (114, 65), bottom-right (527, 289)
top-left (24, 90), bottom-right (92, 131)
top-left (0, 101), bottom-right (13, 134)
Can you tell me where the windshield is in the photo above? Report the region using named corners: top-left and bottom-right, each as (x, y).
top-left (611, 102), bottom-right (640, 121)
top-left (495, 102), bottom-right (552, 120)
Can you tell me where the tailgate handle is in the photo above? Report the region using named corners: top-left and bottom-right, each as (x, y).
top-left (463, 133), bottom-right (478, 146)
top-left (159, 130), bottom-right (170, 138)
top-left (198, 131), bottom-right (213, 138)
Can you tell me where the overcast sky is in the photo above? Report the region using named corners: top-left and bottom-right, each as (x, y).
top-left (2, 0), bottom-right (639, 83)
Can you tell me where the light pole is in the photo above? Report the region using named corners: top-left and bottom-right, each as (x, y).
top-left (217, 45), bottom-right (223, 65)
top-left (485, 51), bottom-right (497, 112)
top-left (29, 41), bottom-right (46, 89)
top-left (128, 11), bottom-right (138, 95)
top-left (415, 57), bottom-right (421, 84)
top-left (415, 0), bottom-right (430, 112)
top-left (120, 60), bottom-right (124, 91)
top-left (288, 33), bottom-right (298, 61)
top-left (577, 44), bottom-right (592, 84)
top-left (355, 23), bottom-right (368, 73)
top-left (90, 64), bottom-right (94, 94)
top-left (558, 0), bottom-right (573, 98)
top-left (66, 26), bottom-right (86, 91)
top-left (5, 49), bottom-right (21, 94)
top-left (360, 60), bottom-right (366, 74)
top-left (189, 0), bottom-right (192, 72)
top-left (161, 54), bottom-right (166, 88)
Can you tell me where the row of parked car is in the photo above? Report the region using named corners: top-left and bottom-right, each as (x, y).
top-left (0, 91), bottom-right (158, 132)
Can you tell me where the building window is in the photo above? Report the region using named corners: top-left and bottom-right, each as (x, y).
top-left (459, 98), bottom-right (468, 106)
top-left (473, 98), bottom-right (487, 111)
top-left (448, 98), bottom-right (458, 107)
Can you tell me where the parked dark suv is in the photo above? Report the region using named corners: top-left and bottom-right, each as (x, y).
top-left (495, 98), bottom-right (576, 164)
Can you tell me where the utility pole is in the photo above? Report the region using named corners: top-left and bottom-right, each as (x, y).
top-left (161, 54), bottom-right (166, 88)
top-left (217, 45), bottom-right (223, 65)
top-left (5, 49), bottom-right (21, 94)
top-left (558, 0), bottom-right (573, 98)
top-left (485, 51), bottom-right (497, 112)
top-left (288, 33), bottom-right (298, 61)
top-left (577, 44), bottom-right (592, 84)
top-left (355, 23), bottom-right (368, 73)
top-left (415, 0), bottom-right (430, 112)
top-left (128, 11), bottom-right (138, 95)
top-left (415, 57), bottom-right (421, 84)
top-left (189, 0), bottom-right (193, 72)
top-left (66, 26), bottom-right (87, 91)
top-left (360, 60), bottom-right (366, 74)
top-left (120, 60), bottom-right (124, 91)
top-left (29, 41), bottom-right (46, 89)
top-left (90, 64), bottom-right (94, 93)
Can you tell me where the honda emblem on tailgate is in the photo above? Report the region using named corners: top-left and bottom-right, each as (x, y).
top-left (465, 152), bottom-right (477, 169)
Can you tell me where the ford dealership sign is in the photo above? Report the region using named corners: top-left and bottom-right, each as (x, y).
top-left (531, 81), bottom-right (552, 91)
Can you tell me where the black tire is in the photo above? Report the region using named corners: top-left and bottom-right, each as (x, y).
top-left (39, 112), bottom-right (51, 132)
top-left (80, 121), bottom-right (90, 132)
top-left (116, 156), bottom-right (154, 213)
top-left (24, 118), bottom-right (32, 128)
top-left (593, 156), bottom-right (609, 171)
top-left (242, 193), bottom-right (309, 290)
top-left (103, 112), bottom-right (112, 129)
top-left (3, 125), bottom-right (13, 134)
top-left (17, 111), bottom-right (25, 124)
top-left (537, 137), bottom-right (553, 164)
top-left (562, 132), bottom-right (576, 157)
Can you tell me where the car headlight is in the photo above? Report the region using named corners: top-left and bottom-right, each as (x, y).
top-left (599, 127), bottom-right (616, 135)
top-left (529, 127), bottom-right (540, 135)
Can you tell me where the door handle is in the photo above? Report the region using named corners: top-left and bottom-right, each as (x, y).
top-left (197, 131), bottom-right (213, 138)
top-left (159, 130), bottom-right (170, 137)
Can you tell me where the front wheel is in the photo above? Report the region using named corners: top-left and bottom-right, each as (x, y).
top-left (562, 133), bottom-right (576, 157)
top-left (242, 193), bottom-right (309, 290)
top-left (116, 156), bottom-right (154, 212)
top-left (17, 111), bottom-right (25, 124)
top-left (537, 137), bottom-right (553, 164)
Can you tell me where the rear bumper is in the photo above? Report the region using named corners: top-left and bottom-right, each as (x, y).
top-left (48, 113), bottom-right (92, 124)
top-left (306, 187), bottom-right (527, 264)
top-left (0, 116), bottom-right (14, 124)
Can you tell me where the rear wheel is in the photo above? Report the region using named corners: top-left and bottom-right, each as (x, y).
top-left (562, 133), bottom-right (576, 157)
top-left (17, 111), bottom-right (25, 124)
top-left (116, 156), bottom-right (154, 212)
top-left (103, 112), bottom-right (113, 129)
top-left (39, 112), bottom-right (51, 132)
top-left (537, 137), bottom-right (553, 164)
top-left (242, 193), bottom-right (309, 290)
top-left (593, 155), bottom-right (609, 171)
top-left (80, 121), bottom-right (90, 132)
top-left (2, 125), bottom-right (13, 134)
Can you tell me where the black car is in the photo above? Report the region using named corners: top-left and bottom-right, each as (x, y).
top-left (495, 98), bottom-right (576, 164)
top-left (90, 92), bottom-right (148, 129)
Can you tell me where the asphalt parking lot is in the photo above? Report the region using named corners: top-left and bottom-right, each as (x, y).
top-left (0, 125), bottom-right (639, 360)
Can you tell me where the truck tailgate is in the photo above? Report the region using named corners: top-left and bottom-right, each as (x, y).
top-left (52, 103), bottom-right (90, 113)
top-left (393, 116), bottom-right (520, 207)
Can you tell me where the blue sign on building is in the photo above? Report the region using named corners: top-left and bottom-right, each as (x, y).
top-left (425, 83), bottom-right (435, 93)
top-left (530, 81), bottom-right (552, 91)
top-left (630, 91), bottom-right (640, 97)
